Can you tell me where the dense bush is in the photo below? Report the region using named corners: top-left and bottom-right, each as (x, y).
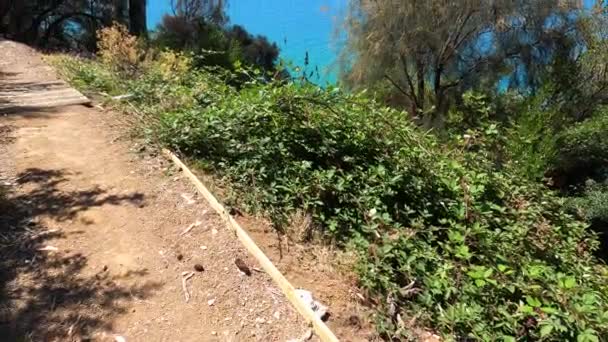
top-left (153, 15), bottom-right (279, 72)
top-left (96, 24), bottom-right (143, 75)
top-left (50, 40), bottom-right (608, 341)
top-left (568, 181), bottom-right (608, 224)
top-left (505, 92), bottom-right (563, 181)
top-left (553, 109), bottom-right (608, 187)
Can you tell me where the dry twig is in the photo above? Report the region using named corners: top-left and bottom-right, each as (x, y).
top-left (181, 271), bottom-right (195, 302)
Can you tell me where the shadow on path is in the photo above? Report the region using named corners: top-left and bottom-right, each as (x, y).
top-left (0, 168), bottom-right (160, 340)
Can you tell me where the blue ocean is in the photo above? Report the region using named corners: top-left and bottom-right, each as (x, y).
top-left (147, 0), bottom-right (348, 84)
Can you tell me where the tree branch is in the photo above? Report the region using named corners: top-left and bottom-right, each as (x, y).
top-left (42, 11), bottom-right (104, 43)
top-left (384, 73), bottom-right (414, 102)
top-left (399, 55), bottom-right (420, 108)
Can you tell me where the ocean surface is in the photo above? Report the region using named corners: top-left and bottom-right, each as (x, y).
top-left (147, 0), bottom-right (348, 84)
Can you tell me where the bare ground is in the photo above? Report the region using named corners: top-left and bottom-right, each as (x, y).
top-left (0, 40), bottom-right (315, 341)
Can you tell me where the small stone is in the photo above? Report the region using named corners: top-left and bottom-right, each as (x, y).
top-left (207, 298), bottom-right (216, 306)
top-left (102, 265), bottom-right (108, 272)
top-left (211, 331), bottom-right (217, 336)
top-left (194, 264), bottom-right (204, 272)
top-left (255, 317), bottom-right (266, 324)
top-left (234, 258), bottom-right (252, 276)
top-left (200, 245), bottom-right (208, 250)
top-left (176, 253), bottom-right (183, 261)
top-left (273, 311), bottom-right (280, 320)
top-left (211, 228), bottom-right (218, 235)
top-left (114, 335), bottom-right (127, 342)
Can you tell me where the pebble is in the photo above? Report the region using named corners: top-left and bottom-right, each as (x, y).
top-left (207, 298), bottom-right (216, 306)
top-left (255, 317), bottom-right (266, 324)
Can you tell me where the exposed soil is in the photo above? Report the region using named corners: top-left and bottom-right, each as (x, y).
top-left (0, 40), bottom-right (317, 341)
top-left (233, 215), bottom-right (377, 341)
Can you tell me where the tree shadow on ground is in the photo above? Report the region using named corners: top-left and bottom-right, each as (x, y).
top-left (0, 168), bottom-right (161, 341)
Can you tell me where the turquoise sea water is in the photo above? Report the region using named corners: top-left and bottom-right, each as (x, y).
top-left (147, 0), bottom-right (348, 84)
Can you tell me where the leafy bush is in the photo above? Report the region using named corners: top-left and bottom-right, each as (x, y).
top-left (153, 15), bottom-right (279, 72)
top-left (47, 55), bottom-right (123, 95)
top-left (505, 92), bottom-right (563, 181)
top-left (568, 181), bottom-right (608, 224)
top-left (553, 108), bottom-right (608, 186)
top-left (51, 52), bottom-right (608, 342)
top-left (96, 23), bottom-right (143, 74)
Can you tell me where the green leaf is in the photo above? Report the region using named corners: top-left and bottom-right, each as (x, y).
top-left (475, 279), bottom-right (486, 287)
top-left (483, 268), bottom-right (493, 278)
top-left (520, 305), bottom-right (534, 314)
top-left (541, 307), bottom-right (558, 314)
top-left (563, 276), bottom-right (576, 289)
top-left (456, 245), bottom-right (471, 259)
top-left (540, 324), bottom-right (553, 337)
top-left (526, 296), bottom-right (542, 308)
top-left (577, 330), bottom-right (599, 342)
top-left (448, 231), bottom-right (465, 243)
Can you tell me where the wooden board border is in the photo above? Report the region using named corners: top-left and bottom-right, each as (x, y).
top-left (162, 149), bottom-right (340, 342)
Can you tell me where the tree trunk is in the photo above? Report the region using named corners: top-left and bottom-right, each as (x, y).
top-left (416, 58), bottom-right (425, 112)
top-left (0, 0), bottom-right (12, 33)
top-left (431, 62), bottom-right (448, 129)
top-left (115, 0), bottom-right (128, 25)
top-left (129, 0), bottom-right (147, 37)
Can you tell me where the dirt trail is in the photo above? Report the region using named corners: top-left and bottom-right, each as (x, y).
top-left (0, 40), bottom-right (312, 341)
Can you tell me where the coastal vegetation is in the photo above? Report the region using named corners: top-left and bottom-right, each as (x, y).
top-left (6, 0), bottom-right (608, 340)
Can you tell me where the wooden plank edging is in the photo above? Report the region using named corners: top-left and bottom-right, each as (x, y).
top-left (162, 149), bottom-right (340, 342)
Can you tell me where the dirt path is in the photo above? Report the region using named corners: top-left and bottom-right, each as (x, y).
top-left (0, 41), bottom-right (312, 341)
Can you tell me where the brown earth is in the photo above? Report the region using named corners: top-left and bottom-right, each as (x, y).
top-left (0, 40), bottom-right (377, 341)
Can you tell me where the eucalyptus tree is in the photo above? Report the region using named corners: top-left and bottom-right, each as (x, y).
top-left (340, 0), bottom-right (590, 127)
top-left (170, 0), bottom-right (228, 25)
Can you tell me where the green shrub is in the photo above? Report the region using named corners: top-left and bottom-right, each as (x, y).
top-left (48, 55), bottom-right (124, 96)
top-left (506, 92), bottom-right (563, 181)
top-left (51, 54), bottom-right (608, 341)
top-left (568, 181), bottom-right (608, 224)
top-left (553, 108), bottom-right (608, 185)
top-left (156, 81), bottom-right (608, 341)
